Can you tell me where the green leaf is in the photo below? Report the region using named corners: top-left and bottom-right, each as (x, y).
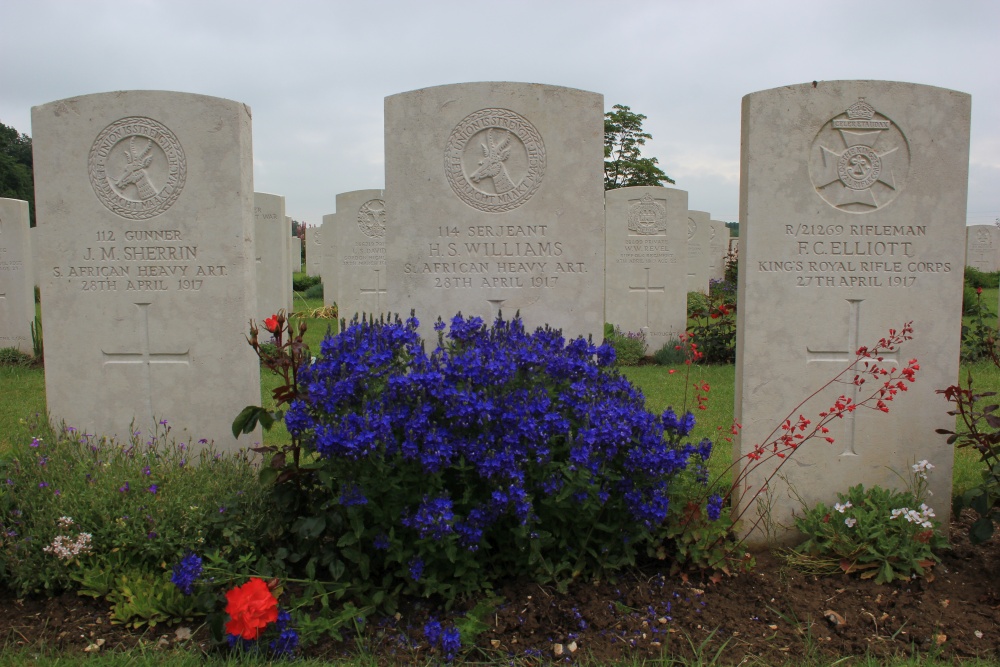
top-left (231, 405), bottom-right (275, 437)
top-left (970, 516), bottom-right (995, 544)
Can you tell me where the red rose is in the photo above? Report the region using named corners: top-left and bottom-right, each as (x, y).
top-left (225, 577), bottom-right (278, 639)
top-left (263, 315), bottom-right (280, 334)
top-left (977, 287), bottom-right (983, 295)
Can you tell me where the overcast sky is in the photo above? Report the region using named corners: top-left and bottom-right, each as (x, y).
top-left (2, 0), bottom-right (997, 227)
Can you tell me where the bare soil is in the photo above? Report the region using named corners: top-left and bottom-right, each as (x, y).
top-left (3, 511), bottom-right (999, 664)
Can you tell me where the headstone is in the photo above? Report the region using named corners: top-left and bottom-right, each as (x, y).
top-left (253, 192), bottom-right (289, 319)
top-left (735, 81), bottom-right (970, 545)
top-left (283, 216), bottom-right (293, 313)
top-left (290, 236), bottom-right (302, 272)
top-left (687, 210), bottom-right (711, 293)
top-left (320, 213), bottom-right (336, 308)
top-left (32, 90), bottom-right (261, 450)
top-left (306, 225), bottom-right (322, 277)
top-left (966, 225), bottom-right (1000, 272)
top-left (0, 198), bottom-right (35, 354)
top-left (331, 189), bottom-right (387, 319)
top-left (605, 186), bottom-right (688, 352)
top-left (709, 220), bottom-right (728, 283)
top-left (385, 82), bottom-right (605, 340)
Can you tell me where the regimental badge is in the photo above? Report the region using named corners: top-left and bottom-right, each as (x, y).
top-left (444, 108), bottom-right (546, 213)
top-left (810, 98), bottom-right (910, 212)
top-left (88, 117), bottom-right (186, 220)
top-left (627, 193), bottom-right (667, 235)
top-left (358, 199), bottom-right (386, 238)
top-left (687, 218), bottom-right (697, 241)
top-left (975, 228), bottom-right (992, 248)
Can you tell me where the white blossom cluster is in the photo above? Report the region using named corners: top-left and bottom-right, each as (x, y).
top-left (43, 517), bottom-right (93, 560)
top-left (912, 459), bottom-right (934, 480)
top-left (833, 502), bottom-right (858, 528)
top-left (890, 503), bottom-right (936, 529)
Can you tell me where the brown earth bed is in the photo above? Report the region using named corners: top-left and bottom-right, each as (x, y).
top-left (2, 511), bottom-right (999, 664)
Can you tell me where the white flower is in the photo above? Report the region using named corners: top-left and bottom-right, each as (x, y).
top-left (844, 517), bottom-right (857, 528)
top-left (834, 501), bottom-right (853, 513)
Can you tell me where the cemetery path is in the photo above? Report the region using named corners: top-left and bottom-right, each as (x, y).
top-left (2, 511), bottom-right (998, 663)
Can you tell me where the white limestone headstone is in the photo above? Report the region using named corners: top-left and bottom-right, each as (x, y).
top-left (709, 220), bottom-right (728, 283)
top-left (290, 236), bottom-right (302, 273)
top-left (331, 189), bottom-right (387, 320)
top-left (306, 225), bottom-right (322, 277)
top-left (686, 210), bottom-right (711, 294)
top-left (283, 216), bottom-right (293, 313)
top-left (735, 81), bottom-right (971, 545)
top-left (966, 225), bottom-right (1000, 272)
top-left (253, 192), bottom-right (289, 319)
top-left (385, 82), bottom-right (605, 340)
top-left (605, 186), bottom-right (688, 353)
top-left (0, 198), bottom-right (35, 355)
top-left (32, 91), bottom-right (261, 450)
top-left (320, 213), bottom-right (337, 308)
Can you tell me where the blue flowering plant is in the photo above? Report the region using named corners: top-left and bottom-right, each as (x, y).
top-left (270, 312), bottom-right (726, 611)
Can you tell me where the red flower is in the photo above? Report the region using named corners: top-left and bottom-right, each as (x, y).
top-left (225, 577), bottom-right (278, 640)
top-left (263, 315), bottom-right (280, 335)
top-left (977, 286), bottom-right (983, 295)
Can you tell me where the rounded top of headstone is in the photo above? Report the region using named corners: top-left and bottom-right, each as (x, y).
top-left (741, 80), bottom-right (970, 102)
top-left (385, 81), bottom-right (602, 101)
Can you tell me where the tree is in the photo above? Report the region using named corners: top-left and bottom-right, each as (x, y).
top-left (604, 104), bottom-right (673, 190)
top-left (0, 121), bottom-right (34, 225)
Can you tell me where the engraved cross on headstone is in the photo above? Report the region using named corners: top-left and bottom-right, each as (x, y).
top-left (101, 302), bottom-right (190, 428)
top-left (629, 267), bottom-right (666, 327)
top-left (804, 298), bottom-right (900, 456)
top-left (359, 269), bottom-right (386, 313)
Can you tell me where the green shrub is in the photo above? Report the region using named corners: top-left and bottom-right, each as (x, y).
top-left (791, 462), bottom-right (947, 584)
top-left (708, 278), bottom-right (736, 307)
top-left (723, 243), bottom-right (738, 285)
top-left (293, 274), bottom-right (322, 292)
top-left (686, 291), bottom-right (709, 317)
top-left (0, 347), bottom-right (33, 367)
top-left (686, 294), bottom-right (736, 365)
top-left (652, 338), bottom-right (687, 365)
top-left (304, 283), bottom-right (324, 300)
top-left (0, 423), bottom-right (270, 596)
top-left (961, 286), bottom-right (996, 362)
top-left (603, 323), bottom-right (647, 366)
top-left (965, 265), bottom-right (1000, 289)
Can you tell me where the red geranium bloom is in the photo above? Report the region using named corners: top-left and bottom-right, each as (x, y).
top-left (263, 315), bottom-right (280, 334)
top-left (225, 577), bottom-right (278, 639)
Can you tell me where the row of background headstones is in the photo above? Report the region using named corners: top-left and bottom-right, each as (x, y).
top-left (306, 187), bottom-right (730, 354)
top-left (4, 185), bottom-right (732, 362)
top-left (3, 79), bottom-right (971, 546)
